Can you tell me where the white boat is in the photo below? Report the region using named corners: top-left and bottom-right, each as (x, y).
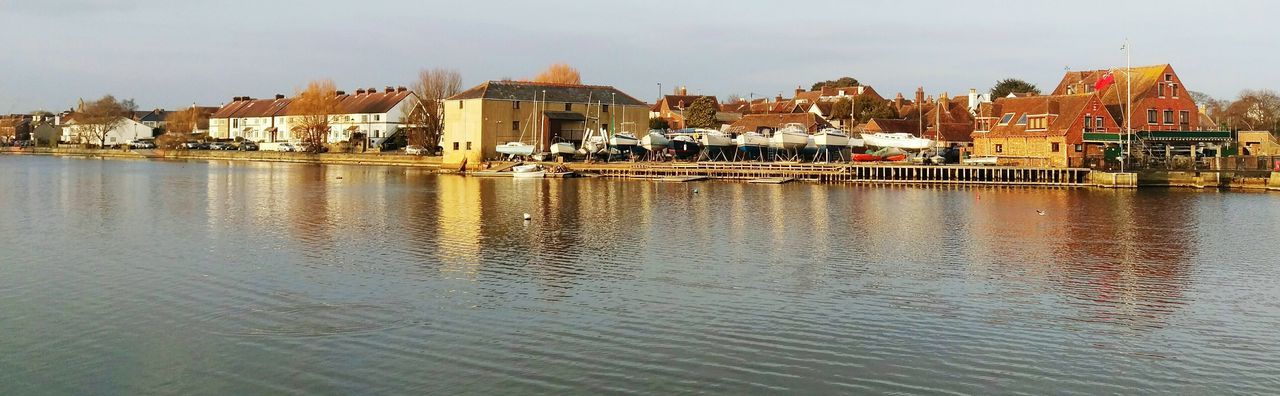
top-left (610, 132), bottom-right (640, 148)
top-left (697, 129), bottom-right (733, 148)
top-left (496, 141), bottom-right (535, 157)
top-left (848, 135), bottom-right (866, 148)
top-left (511, 164), bottom-right (545, 178)
top-left (813, 128), bottom-right (850, 148)
top-left (962, 156), bottom-right (999, 165)
top-left (550, 142), bottom-right (576, 158)
top-left (769, 123), bottom-right (809, 151)
top-left (580, 135), bottom-right (607, 155)
top-left (735, 131), bottom-right (769, 148)
top-left (861, 132), bottom-right (934, 150)
top-left (641, 130), bottom-right (669, 151)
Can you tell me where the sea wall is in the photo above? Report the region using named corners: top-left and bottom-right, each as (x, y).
top-left (1137, 170), bottom-right (1276, 190)
top-left (0, 147), bottom-right (443, 168)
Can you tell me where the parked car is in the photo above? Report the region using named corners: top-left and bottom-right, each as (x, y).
top-left (208, 142), bottom-right (235, 150)
top-left (181, 141), bottom-right (202, 150)
top-left (129, 140), bottom-right (156, 149)
top-left (238, 141), bottom-right (259, 151)
top-left (297, 143), bottom-right (327, 153)
top-left (404, 145), bottom-right (427, 155)
top-left (278, 142), bottom-right (296, 152)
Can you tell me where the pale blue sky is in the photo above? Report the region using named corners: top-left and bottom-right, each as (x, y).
top-left (0, 0), bottom-right (1274, 112)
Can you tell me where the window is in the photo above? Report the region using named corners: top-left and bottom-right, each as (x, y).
top-left (995, 144), bottom-right (1003, 153)
top-left (998, 113), bottom-right (1014, 125)
top-left (602, 104), bottom-right (609, 112)
top-left (512, 120), bottom-right (520, 131)
top-left (1158, 83), bottom-right (1165, 98)
top-left (1016, 114), bottom-right (1028, 125)
top-left (459, 101), bottom-right (463, 109)
top-left (1171, 84), bottom-right (1179, 98)
top-left (374, 115), bottom-right (381, 121)
top-left (452, 142), bottom-right (459, 150)
top-left (1085, 116), bottom-right (1094, 132)
top-left (1180, 110), bottom-right (1190, 128)
top-left (564, 103), bottom-right (572, 111)
top-left (1165, 73), bottom-right (1173, 82)
top-left (1096, 117), bottom-right (1104, 130)
top-left (1029, 116), bottom-right (1045, 130)
top-left (1147, 109), bottom-right (1158, 124)
top-left (1075, 144), bottom-right (1083, 152)
top-left (362, 115), bottom-right (368, 122)
top-left (1051, 142), bottom-right (1061, 152)
top-left (466, 142), bottom-right (472, 150)
top-left (1164, 109), bottom-right (1174, 125)
top-left (513, 101), bottom-right (521, 109)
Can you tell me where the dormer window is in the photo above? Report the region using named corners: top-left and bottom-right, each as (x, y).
top-left (1016, 114), bottom-right (1028, 125)
top-left (998, 113), bottom-right (1014, 125)
top-left (1165, 73), bottom-right (1173, 82)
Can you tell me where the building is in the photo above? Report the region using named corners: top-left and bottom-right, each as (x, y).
top-left (651, 87), bottom-right (719, 129)
top-left (728, 112), bottom-right (831, 133)
top-left (871, 90), bottom-right (977, 147)
top-left (442, 80), bottom-right (650, 165)
top-left (970, 93), bottom-right (1120, 167)
top-left (59, 114), bottom-right (155, 146)
top-left (863, 118), bottom-right (974, 148)
top-left (1238, 131), bottom-right (1280, 156)
top-left (208, 87), bottom-right (416, 148)
top-left (0, 115), bottom-right (32, 144)
top-left (1053, 64), bottom-right (1201, 132)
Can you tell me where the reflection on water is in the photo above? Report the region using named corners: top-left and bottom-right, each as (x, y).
top-left (2, 155), bottom-right (1279, 394)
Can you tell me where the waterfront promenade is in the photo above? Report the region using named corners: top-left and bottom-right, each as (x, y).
top-left (5, 146), bottom-right (1280, 190)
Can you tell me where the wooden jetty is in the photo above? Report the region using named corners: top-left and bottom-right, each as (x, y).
top-left (568, 162), bottom-right (1092, 187)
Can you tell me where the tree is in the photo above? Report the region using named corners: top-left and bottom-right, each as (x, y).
top-left (865, 101), bottom-right (899, 120)
top-left (723, 94), bottom-right (744, 104)
top-left (1224, 89), bottom-right (1280, 132)
top-left (811, 77), bottom-right (860, 91)
top-left (685, 96), bottom-right (717, 128)
top-left (1189, 90), bottom-right (1228, 120)
top-left (291, 79), bottom-right (341, 153)
top-left (74, 95), bottom-right (133, 147)
top-left (533, 63), bottom-right (581, 85)
top-left (648, 117), bottom-right (669, 130)
top-left (830, 97), bottom-right (852, 123)
top-left (404, 68), bottom-right (462, 153)
top-left (989, 78), bottom-right (1040, 99)
top-left (157, 107), bottom-right (201, 149)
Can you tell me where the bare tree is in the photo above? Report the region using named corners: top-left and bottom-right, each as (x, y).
top-left (291, 79), bottom-right (340, 153)
top-left (405, 68), bottom-right (462, 153)
top-left (532, 63), bottom-right (581, 85)
top-left (1224, 89), bottom-right (1280, 131)
top-left (74, 95), bottom-right (132, 147)
top-left (157, 107), bottom-right (201, 149)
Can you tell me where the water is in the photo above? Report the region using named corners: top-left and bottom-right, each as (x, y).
top-left (2, 155), bottom-right (1279, 395)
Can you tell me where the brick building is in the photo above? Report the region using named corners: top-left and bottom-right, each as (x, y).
top-left (971, 93), bottom-right (1120, 167)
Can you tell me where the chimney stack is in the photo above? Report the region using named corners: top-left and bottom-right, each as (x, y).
top-left (356, 89), bottom-right (365, 95)
top-left (968, 88), bottom-right (979, 112)
top-left (397, 86), bottom-right (407, 92)
top-left (796, 86), bottom-right (805, 96)
top-left (915, 87), bottom-right (925, 106)
top-left (894, 93), bottom-right (904, 110)
top-left (679, 86), bottom-right (688, 96)
top-left (336, 90), bottom-right (346, 96)
top-left (275, 94), bottom-right (285, 100)
top-left (385, 86), bottom-right (394, 93)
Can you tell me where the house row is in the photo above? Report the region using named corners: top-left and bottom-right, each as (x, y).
top-left (207, 87), bottom-right (417, 149)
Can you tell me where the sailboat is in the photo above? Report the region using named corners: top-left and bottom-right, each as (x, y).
top-left (861, 132), bottom-right (934, 150)
top-left (769, 123), bottom-right (809, 151)
top-left (496, 113), bottom-right (537, 157)
top-left (641, 130), bottom-right (669, 152)
top-left (610, 122), bottom-right (642, 155)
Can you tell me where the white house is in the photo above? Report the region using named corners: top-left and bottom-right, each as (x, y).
top-left (60, 116), bottom-right (154, 146)
top-left (208, 87), bottom-right (417, 148)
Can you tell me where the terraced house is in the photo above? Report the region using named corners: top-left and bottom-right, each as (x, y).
top-left (208, 87), bottom-right (417, 149)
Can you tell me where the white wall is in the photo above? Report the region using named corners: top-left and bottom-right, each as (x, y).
top-left (62, 117), bottom-right (154, 145)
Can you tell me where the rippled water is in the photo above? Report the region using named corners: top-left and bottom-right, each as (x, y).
top-left (2, 155), bottom-right (1279, 394)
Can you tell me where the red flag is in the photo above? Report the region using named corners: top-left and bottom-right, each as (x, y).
top-left (1094, 71), bottom-right (1116, 92)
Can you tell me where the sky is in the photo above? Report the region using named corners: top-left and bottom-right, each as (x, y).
top-left (0, 0), bottom-right (1275, 113)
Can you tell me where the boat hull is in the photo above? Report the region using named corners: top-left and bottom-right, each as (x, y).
top-left (862, 133), bottom-right (934, 150)
top-left (814, 133), bottom-right (850, 148)
top-left (550, 142), bottom-right (576, 158)
top-left (641, 133), bottom-right (669, 152)
top-left (496, 143), bottom-right (535, 157)
top-left (770, 133), bottom-right (808, 151)
top-left (669, 137), bottom-right (700, 159)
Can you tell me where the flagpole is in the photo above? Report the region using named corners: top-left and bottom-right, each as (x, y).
top-left (1125, 39), bottom-right (1132, 173)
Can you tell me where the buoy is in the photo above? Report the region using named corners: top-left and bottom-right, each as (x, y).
top-left (523, 213), bottom-right (531, 220)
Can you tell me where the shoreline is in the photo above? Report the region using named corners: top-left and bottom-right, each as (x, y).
top-left (3, 147), bottom-right (1277, 191)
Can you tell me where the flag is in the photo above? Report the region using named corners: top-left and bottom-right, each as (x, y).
top-left (1095, 71), bottom-right (1116, 92)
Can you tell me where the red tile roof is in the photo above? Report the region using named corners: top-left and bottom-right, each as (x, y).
top-left (982, 93), bottom-right (1115, 138)
top-left (729, 112), bottom-right (830, 133)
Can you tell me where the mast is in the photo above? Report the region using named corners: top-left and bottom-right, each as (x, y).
top-left (1125, 39), bottom-right (1132, 173)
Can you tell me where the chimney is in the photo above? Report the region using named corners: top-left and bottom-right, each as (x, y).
top-left (397, 86), bottom-right (407, 92)
top-left (356, 89), bottom-right (365, 95)
top-left (680, 86), bottom-right (688, 96)
top-left (275, 94), bottom-right (285, 100)
top-left (336, 90), bottom-right (346, 96)
top-left (894, 93), bottom-right (904, 110)
top-left (914, 87), bottom-right (925, 106)
top-left (968, 88), bottom-right (979, 111)
top-left (367, 87), bottom-right (375, 94)
top-left (857, 86), bottom-right (865, 95)
top-left (1198, 104), bottom-right (1208, 115)
top-left (796, 86), bottom-right (805, 96)
top-left (385, 86), bottom-right (394, 93)
top-left (775, 94), bottom-right (784, 102)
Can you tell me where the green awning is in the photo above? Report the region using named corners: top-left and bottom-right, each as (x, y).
top-left (1084, 130), bottom-right (1232, 143)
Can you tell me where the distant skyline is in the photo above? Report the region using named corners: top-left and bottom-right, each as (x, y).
top-left (1, 0), bottom-right (1275, 113)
